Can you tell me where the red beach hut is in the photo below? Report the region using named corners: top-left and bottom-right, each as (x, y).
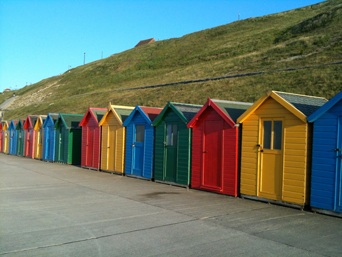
top-left (79, 107), bottom-right (107, 169)
top-left (23, 115), bottom-right (39, 158)
top-left (187, 98), bottom-right (252, 196)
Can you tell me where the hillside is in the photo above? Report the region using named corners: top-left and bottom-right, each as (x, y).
top-left (3, 0), bottom-right (342, 120)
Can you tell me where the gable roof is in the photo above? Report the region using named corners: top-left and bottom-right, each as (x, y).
top-left (123, 106), bottom-right (163, 126)
top-left (43, 113), bottom-right (59, 128)
top-left (34, 115), bottom-right (47, 130)
top-left (23, 115), bottom-right (39, 130)
top-left (307, 91), bottom-right (342, 122)
top-left (54, 113), bottom-right (83, 129)
top-left (79, 107), bottom-right (107, 127)
top-left (188, 98), bottom-right (253, 128)
top-left (237, 91), bottom-right (327, 123)
top-left (16, 119), bottom-right (25, 130)
top-left (99, 103), bottom-right (134, 126)
top-left (8, 120), bottom-right (18, 130)
top-left (135, 38), bottom-right (155, 47)
top-left (1, 121), bottom-right (8, 130)
top-left (152, 102), bottom-right (202, 126)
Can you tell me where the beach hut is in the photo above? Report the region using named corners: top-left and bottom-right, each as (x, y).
top-left (123, 106), bottom-right (162, 179)
top-left (99, 104), bottom-right (134, 174)
top-left (187, 98), bottom-right (252, 196)
top-left (42, 113), bottom-right (59, 161)
top-left (23, 115), bottom-right (39, 158)
top-left (43, 113), bottom-right (59, 162)
top-left (152, 102), bottom-right (202, 186)
top-left (33, 115), bottom-right (46, 159)
top-left (237, 91), bottom-right (327, 207)
top-left (8, 120), bottom-right (18, 155)
top-left (2, 121), bottom-right (9, 154)
top-left (307, 91), bottom-right (342, 216)
top-left (16, 119), bottom-right (26, 157)
top-left (53, 113), bottom-right (83, 165)
top-left (79, 107), bottom-right (107, 170)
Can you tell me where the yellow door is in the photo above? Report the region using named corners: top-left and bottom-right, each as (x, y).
top-left (4, 131), bottom-right (9, 153)
top-left (258, 119), bottom-right (283, 201)
top-left (107, 125), bottom-right (116, 171)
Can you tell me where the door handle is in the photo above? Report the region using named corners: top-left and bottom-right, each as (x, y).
top-left (203, 151), bottom-right (207, 153)
top-left (260, 150), bottom-right (264, 152)
top-left (132, 144), bottom-right (135, 147)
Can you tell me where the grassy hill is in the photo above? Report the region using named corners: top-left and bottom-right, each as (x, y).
top-left (3, 0), bottom-right (342, 120)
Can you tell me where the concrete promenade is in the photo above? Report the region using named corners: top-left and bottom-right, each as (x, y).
top-left (0, 154), bottom-right (341, 256)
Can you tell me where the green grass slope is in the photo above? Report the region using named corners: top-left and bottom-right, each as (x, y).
top-left (4, 0), bottom-right (342, 120)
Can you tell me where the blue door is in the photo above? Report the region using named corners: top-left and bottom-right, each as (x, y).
top-left (337, 116), bottom-right (342, 212)
top-left (44, 126), bottom-right (50, 160)
top-left (132, 125), bottom-right (145, 176)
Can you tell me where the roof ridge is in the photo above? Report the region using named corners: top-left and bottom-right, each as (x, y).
top-left (273, 91), bottom-right (327, 100)
top-left (171, 102), bottom-right (202, 107)
top-left (211, 99), bottom-right (253, 105)
top-left (111, 105), bottom-right (134, 109)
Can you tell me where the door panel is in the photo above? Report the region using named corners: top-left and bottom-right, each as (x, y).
top-left (133, 125), bottom-right (145, 176)
top-left (86, 127), bottom-right (94, 167)
top-left (107, 126), bottom-right (116, 171)
top-left (164, 124), bottom-right (177, 182)
top-left (337, 116), bottom-right (342, 211)
top-left (259, 119), bottom-right (283, 200)
top-left (203, 120), bottom-right (222, 189)
top-left (58, 127), bottom-right (63, 162)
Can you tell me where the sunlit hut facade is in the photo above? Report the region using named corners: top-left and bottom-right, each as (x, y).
top-left (152, 102), bottom-right (202, 186)
top-left (307, 91), bottom-right (342, 215)
top-left (187, 98), bottom-right (252, 196)
top-left (23, 115), bottom-right (39, 158)
top-left (123, 106), bottom-right (162, 179)
top-left (53, 113), bottom-right (83, 165)
top-left (0, 121), bottom-right (4, 152)
top-left (99, 104), bottom-right (134, 174)
top-left (16, 119), bottom-right (26, 157)
top-left (1, 121), bottom-right (9, 154)
top-left (33, 115), bottom-right (46, 159)
top-left (8, 120), bottom-right (18, 155)
top-left (237, 91), bottom-right (327, 207)
top-left (42, 113), bottom-right (59, 162)
top-left (79, 107), bottom-right (107, 170)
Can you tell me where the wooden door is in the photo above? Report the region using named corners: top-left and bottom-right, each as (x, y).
top-left (337, 116), bottom-right (342, 212)
top-left (58, 126), bottom-right (63, 162)
top-left (107, 125), bottom-right (116, 171)
top-left (133, 125), bottom-right (145, 176)
top-left (17, 130), bottom-right (22, 155)
top-left (258, 119), bottom-right (283, 201)
top-left (26, 130), bottom-right (31, 156)
top-left (164, 124), bottom-right (178, 182)
top-left (86, 127), bottom-right (95, 167)
top-left (203, 120), bottom-right (222, 189)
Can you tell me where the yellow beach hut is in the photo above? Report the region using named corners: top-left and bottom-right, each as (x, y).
top-left (33, 115), bottom-right (46, 159)
top-left (99, 103), bottom-right (134, 174)
top-left (2, 121), bottom-right (9, 154)
top-left (237, 91), bottom-right (327, 207)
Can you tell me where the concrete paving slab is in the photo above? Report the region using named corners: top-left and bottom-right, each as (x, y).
top-left (0, 154), bottom-right (341, 256)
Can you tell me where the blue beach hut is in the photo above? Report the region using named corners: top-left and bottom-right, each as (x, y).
top-left (42, 113), bottom-right (59, 162)
top-left (8, 120), bottom-right (18, 155)
top-left (123, 106), bottom-right (162, 179)
top-left (308, 91), bottom-right (342, 216)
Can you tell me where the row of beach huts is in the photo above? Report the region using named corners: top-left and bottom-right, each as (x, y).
top-left (1, 90), bottom-right (342, 217)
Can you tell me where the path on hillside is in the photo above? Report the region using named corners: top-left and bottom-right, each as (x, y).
top-left (0, 96), bottom-right (17, 110)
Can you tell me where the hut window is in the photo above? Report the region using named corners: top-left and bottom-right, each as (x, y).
top-left (263, 120), bottom-right (282, 150)
top-left (135, 125), bottom-right (145, 142)
top-left (167, 124), bottom-right (178, 146)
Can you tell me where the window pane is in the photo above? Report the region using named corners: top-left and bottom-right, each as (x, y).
top-left (263, 121), bottom-right (272, 149)
top-left (172, 124), bottom-right (178, 146)
top-left (167, 124), bottom-right (172, 145)
top-left (135, 125), bottom-right (145, 142)
top-left (273, 121), bottom-right (282, 150)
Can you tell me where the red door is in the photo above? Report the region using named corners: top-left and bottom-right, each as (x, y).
top-left (86, 127), bottom-right (94, 167)
top-left (203, 120), bottom-right (222, 189)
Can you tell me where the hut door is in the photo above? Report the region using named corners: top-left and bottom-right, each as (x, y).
top-left (203, 120), bottom-right (222, 189)
top-left (86, 127), bottom-right (94, 167)
top-left (18, 130), bottom-right (22, 155)
top-left (58, 126), bottom-right (63, 161)
top-left (164, 124), bottom-right (178, 182)
top-left (258, 119), bottom-right (283, 201)
top-left (133, 125), bottom-right (145, 176)
top-left (107, 126), bottom-right (116, 171)
top-left (337, 116), bottom-right (342, 211)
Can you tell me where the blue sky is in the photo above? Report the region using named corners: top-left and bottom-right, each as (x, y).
top-left (0, 0), bottom-right (323, 92)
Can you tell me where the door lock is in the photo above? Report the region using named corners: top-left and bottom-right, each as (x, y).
top-left (132, 144), bottom-right (135, 147)
top-left (203, 151), bottom-right (207, 153)
top-left (260, 150), bottom-right (264, 152)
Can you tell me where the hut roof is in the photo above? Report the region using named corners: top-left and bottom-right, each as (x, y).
top-left (135, 38), bottom-right (155, 47)
top-left (308, 91), bottom-right (342, 122)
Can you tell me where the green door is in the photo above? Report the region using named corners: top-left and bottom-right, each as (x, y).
top-left (58, 126), bottom-right (63, 162)
top-left (17, 130), bottom-right (22, 155)
top-left (164, 124), bottom-right (178, 182)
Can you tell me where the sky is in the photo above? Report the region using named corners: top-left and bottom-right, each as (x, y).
top-left (0, 0), bottom-right (323, 92)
